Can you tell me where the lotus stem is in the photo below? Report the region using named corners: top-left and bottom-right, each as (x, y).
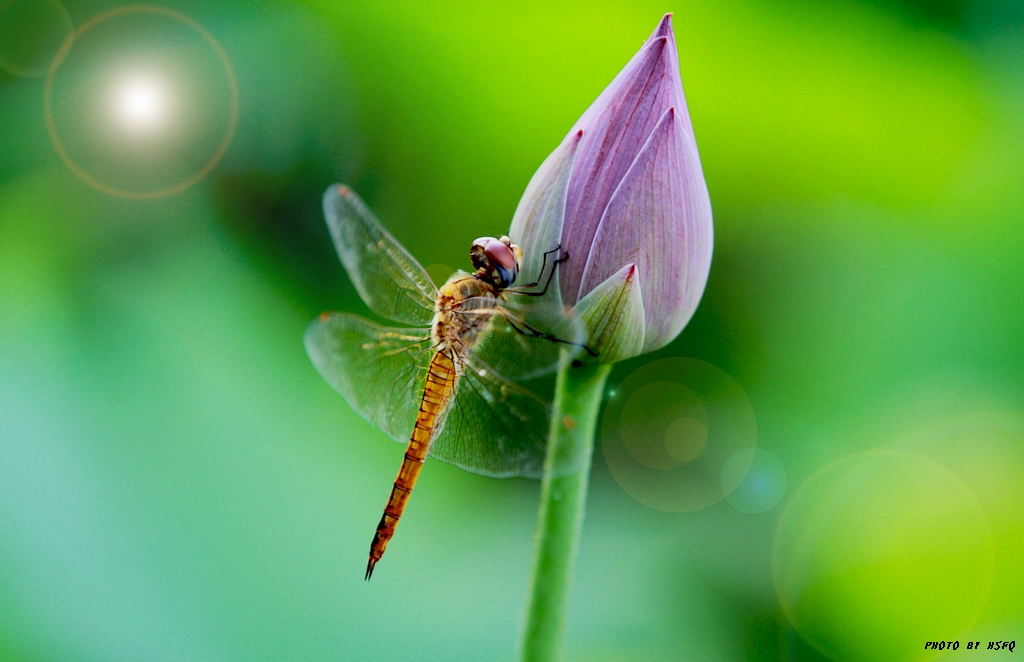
top-left (519, 352), bottom-right (611, 662)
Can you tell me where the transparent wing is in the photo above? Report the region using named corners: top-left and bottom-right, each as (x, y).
top-left (305, 310), bottom-right (580, 479)
top-left (323, 184), bottom-right (437, 326)
top-left (430, 355), bottom-right (578, 479)
top-left (453, 296), bottom-right (586, 380)
top-left (304, 312), bottom-right (432, 444)
top-left (430, 297), bottom-right (587, 477)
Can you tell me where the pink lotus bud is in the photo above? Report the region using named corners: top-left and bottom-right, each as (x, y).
top-left (510, 14), bottom-right (713, 361)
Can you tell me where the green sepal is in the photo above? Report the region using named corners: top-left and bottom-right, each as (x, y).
top-left (570, 263), bottom-right (646, 364)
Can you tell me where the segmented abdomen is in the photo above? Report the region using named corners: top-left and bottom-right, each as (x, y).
top-left (365, 350), bottom-right (458, 579)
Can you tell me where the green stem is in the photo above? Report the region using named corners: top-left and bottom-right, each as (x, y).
top-left (519, 353), bottom-right (612, 662)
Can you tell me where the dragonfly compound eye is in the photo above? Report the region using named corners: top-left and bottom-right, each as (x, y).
top-left (472, 237), bottom-right (519, 288)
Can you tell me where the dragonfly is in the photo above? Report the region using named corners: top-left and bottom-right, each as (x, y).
top-left (305, 184), bottom-right (592, 579)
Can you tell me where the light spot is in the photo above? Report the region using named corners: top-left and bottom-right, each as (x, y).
top-left (664, 417), bottom-right (708, 462)
top-left (0, 0), bottom-right (73, 78)
top-left (773, 450), bottom-right (993, 661)
top-left (112, 74), bottom-right (171, 134)
top-left (42, 5), bottom-right (238, 198)
top-left (720, 447), bottom-right (785, 513)
top-left (601, 358), bottom-right (756, 512)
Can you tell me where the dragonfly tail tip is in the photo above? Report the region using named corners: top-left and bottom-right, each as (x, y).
top-left (365, 558), bottom-right (377, 581)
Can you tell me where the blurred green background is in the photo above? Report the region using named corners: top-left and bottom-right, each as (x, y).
top-left (1, 0), bottom-right (1022, 660)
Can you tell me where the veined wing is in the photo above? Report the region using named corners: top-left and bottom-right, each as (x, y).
top-left (434, 298), bottom-right (586, 477)
top-left (431, 354), bottom-right (580, 479)
top-left (305, 312), bottom-right (432, 443)
top-left (323, 184), bottom-right (437, 326)
top-left (305, 312), bottom-right (578, 479)
top-left (453, 296), bottom-right (586, 381)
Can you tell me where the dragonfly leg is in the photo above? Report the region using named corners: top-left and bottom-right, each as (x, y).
top-left (508, 245), bottom-right (566, 296)
top-left (499, 309), bottom-right (599, 357)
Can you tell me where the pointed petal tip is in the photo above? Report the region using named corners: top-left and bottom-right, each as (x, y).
top-left (652, 13), bottom-right (674, 39)
top-left (630, 34), bottom-right (669, 71)
top-left (636, 32), bottom-right (668, 58)
top-left (572, 263), bottom-right (646, 364)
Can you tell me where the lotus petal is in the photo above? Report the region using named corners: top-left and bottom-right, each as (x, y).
top-left (560, 14), bottom-right (692, 305)
top-left (578, 107), bottom-right (712, 352)
top-left (508, 129), bottom-right (583, 309)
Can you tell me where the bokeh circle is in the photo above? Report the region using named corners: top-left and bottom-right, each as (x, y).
top-left (0, 0), bottom-right (73, 78)
top-left (43, 5), bottom-right (238, 199)
top-left (721, 447), bottom-right (786, 514)
top-left (772, 449), bottom-right (994, 662)
top-left (601, 358), bottom-right (757, 512)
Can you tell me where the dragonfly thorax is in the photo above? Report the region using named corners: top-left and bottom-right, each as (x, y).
top-left (431, 272), bottom-right (501, 356)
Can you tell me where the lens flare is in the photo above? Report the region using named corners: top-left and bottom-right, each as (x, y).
top-left (0, 0), bottom-right (73, 78)
top-left (601, 358), bottom-right (757, 512)
top-left (43, 5), bottom-right (237, 199)
top-left (721, 447), bottom-right (786, 514)
top-left (112, 75), bottom-right (170, 134)
top-left (773, 450), bottom-right (993, 662)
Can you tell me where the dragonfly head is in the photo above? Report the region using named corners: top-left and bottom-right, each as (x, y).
top-left (471, 235), bottom-right (521, 289)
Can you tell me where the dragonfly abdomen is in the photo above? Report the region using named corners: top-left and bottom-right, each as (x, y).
top-left (366, 350), bottom-right (459, 579)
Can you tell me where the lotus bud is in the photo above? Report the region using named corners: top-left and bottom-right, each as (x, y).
top-left (510, 14), bottom-right (713, 361)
